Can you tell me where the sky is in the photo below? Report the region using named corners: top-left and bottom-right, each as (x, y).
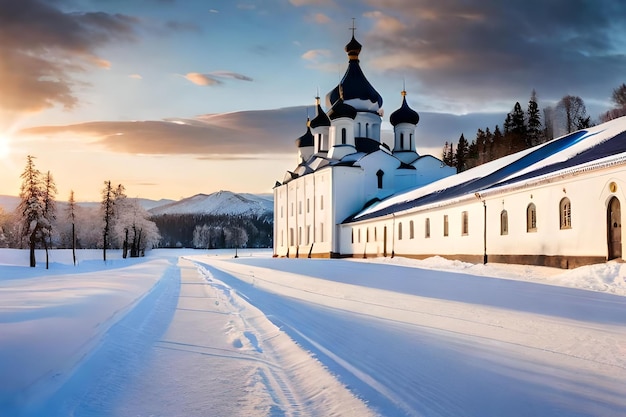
top-left (1, 0), bottom-right (626, 201)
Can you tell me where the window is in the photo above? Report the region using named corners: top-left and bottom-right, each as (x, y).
top-left (298, 227), bottom-right (302, 245)
top-left (560, 198), bottom-right (571, 229)
top-left (341, 128), bottom-right (347, 144)
top-left (367, 228), bottom-right (370, 242)
top-left (366, 123), bottom-right (370, 137)
top-left (358, 229), bottom-right (361, 243)
top-left (443, 215), bottom-right (449, 236)
top-left (320, 195), bottom-right (324, 210)
top-left (351, 229), bottom-right (354, 244)
top-left (377, 170), bottom-right (384, 189)
top-left (409, 221), bottom-right (415, 239)
top-left (307, 198), bottom-right (310, 213)
top-left (289, 228), bottom-right (294, 246)
top-left (299, 201), bottom-right (302, 214)
top-left (320, 223), bottom-right (324, 242)
top-left (500, 210), bottom-right (508, 235)
top-left (290, 203), bottom-right (294, 216)
top-left (374, 227), bottom-right (377, 241)
top-left (410, 133), bottom-right (413, 149)
top-left (425, 218), bottom-right (431, 238)
top-left (527, 203), bottom-right (537, 232)
top-left (461, 211), bottom-right (469, 236)
top-left (400, 133), bottom-right (405, 149)
top-left (398, 222), bottom-right (403, 240)
top-left (281, 231), bottom-right (284, 246)
top-left (307, 225), bottom-right (311, 244)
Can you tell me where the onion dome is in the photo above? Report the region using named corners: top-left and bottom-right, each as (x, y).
top-left (310, 96), bottom-right (331, 128)
top-left (390, 91), bottom-right (420, 126)
top-left (325, 35), bottom-right (383, 113)
top-left (327, 98), bottom-right (357, 120)
top-left (296, 120), bottom-right (314, 147)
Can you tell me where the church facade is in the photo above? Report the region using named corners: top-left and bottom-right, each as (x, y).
top-left (273, 34), bottom-right (626, 269)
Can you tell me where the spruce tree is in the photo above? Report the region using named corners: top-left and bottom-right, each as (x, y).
top-left (527, 90), bottom-right (542, 146)
top-left (67, 190), bottom-right (77, 266)
top-left (455, 134), bottom-right (469, 173)
top-left (42, 171), bottom-right (57, 269)
top-left (101, 180), bottom-right (115, 262)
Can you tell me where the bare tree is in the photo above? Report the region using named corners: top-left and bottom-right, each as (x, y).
top-left (555, 95), bottom-right (589, 135)
top-left (599, 83), bottom-right (626, 122)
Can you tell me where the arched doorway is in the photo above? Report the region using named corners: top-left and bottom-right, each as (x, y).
top-left (607, 197), bottom-right (622, 260)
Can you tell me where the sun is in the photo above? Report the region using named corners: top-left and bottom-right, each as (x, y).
top-left (0, 134), bottom-right (10, 159)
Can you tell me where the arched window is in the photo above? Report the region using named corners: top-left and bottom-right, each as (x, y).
top-left (560, 198), bottom-right (572, 229)
top-left (500, 210), bottom-right (508, 235)
top-left (376, 170), bottom-right (384, 189)
top-left (398, 222), bottom-right (403, 240)
top-left (400, 133), bottom-right (405, 149)
top-left (461, 211), bottom-right (469, 235)
top-left (409, 220), bottom-right (415, 239)
top-left (341, 128), bottom-right (347, 144)
top-left (425, 218), bottom-right (431, 238)
top-left (410, 133), bottom-right (413, 149)
top-left (366, 123), bottom-right (370, 137)
top-left (443, 215), bottom-right (449, 236)
top-left (527, 203), bottom-right (537, 232)
top-left (366, 228), bottom-right (370, 242)
top-left (358, 229), bottom-right (361, 243)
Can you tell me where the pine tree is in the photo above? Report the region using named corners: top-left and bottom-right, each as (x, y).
top-left (492, 125), bottom-right (504, 160)
top-left (101, 180), bottom-right (115, 262)
top-left (455, 134), bottom-right (469, 173)
top-left (510, 101), bottom-right (527, 152)
top-left (527, 90), bottom-right (542, 146)
top-left (18, 155), bottom-right (45, 267)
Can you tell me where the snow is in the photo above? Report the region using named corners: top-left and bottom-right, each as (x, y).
top-left (1, 249), bottom-right (625, 416)
top-left (148, 191), bottom-right (273, 216)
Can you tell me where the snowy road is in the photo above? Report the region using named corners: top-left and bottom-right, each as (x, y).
top-left (1, 249), bottom-right (626, 417)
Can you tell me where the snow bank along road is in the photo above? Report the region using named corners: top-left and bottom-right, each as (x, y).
top-left (1, 249), bottom-right (625, 416)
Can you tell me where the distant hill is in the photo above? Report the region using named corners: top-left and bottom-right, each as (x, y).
top-left (148, 191), bottom-right (273, 217)
top-left (0, 195), bottom-right (174, 213)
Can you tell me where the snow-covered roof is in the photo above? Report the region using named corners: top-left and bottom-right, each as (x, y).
top-left (350, 117), bottom-right (626, 222)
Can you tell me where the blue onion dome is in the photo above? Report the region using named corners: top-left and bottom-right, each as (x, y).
top-left (296, 120), bottom-right (315, 147)
top-left (390, 91), bottom-right (420, 126)
top-left (325, 35), bottom-right (383, 113)
top-left (310, 96), bottom-right (331, 128)
top-left (327, 97), bottom-right (357, 120)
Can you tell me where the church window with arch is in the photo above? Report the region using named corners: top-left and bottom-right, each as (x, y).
top-left (461, 211), bottom-right (469, 236)
top-left (409, 220), bottom-right (415, 239)
top-left (398, 222), bottom-right (403, 240)
top-left (425, 218), bottom-right (431, 238)
top-left (376, 170), bottom-right (384, 189)
top-left (400, 133), bottom-right (404, 149)
top-left (560, 198), bottom-right (572, 229)
top-left (527, 203), bottom-right (537, 232)
top-left (500, 210), bottom-right (508, 235)
top-left (443, 215), bottom-right (449, 237)
top-left (341, 128), bottom-right (347, 144)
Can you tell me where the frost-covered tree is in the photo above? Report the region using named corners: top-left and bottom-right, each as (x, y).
top-left (224, 226), bottom-right (248, 257)
top-left (113, 199), bottom-right (160, 257)
top-left (17, 155), bottom-right (45, 267)
top-left (41, 171), bottom-right (57, 269)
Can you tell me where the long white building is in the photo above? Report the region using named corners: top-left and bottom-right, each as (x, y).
top-left (273, 33), bottom-right (626, 268)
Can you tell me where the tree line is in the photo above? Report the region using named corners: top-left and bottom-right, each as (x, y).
top-left (0, 156), bottom-right (160, 267)
top-left (442, 84), bottom-right (626, 172)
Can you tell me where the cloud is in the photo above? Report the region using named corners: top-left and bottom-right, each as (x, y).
top-left (184, 73), bottom-right (222, 86)
top-left (0, 0), bottom-right (138, 112)
top-left (17, 106), bottom-right (507, 159)
top-left (129, 74), bottom-right (143, 80)
top-left (301, 49), bottom-right (332, 62)
top-left (184, 71), bottom-right (253, 86)
top-left (289, 0), bottom-right (335, 6)
top-left (362, 0), bottom-right (626, 112)
top-left (19, 107), bottom-right (310, 156)
top-left (309, 13), bottom-right (331, 24)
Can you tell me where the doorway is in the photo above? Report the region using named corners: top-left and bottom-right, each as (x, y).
top-left (607, 197), bottom-right (622, 260)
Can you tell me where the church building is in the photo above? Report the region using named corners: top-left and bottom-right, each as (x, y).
top-left (273, 32), bottom-right (626, 269)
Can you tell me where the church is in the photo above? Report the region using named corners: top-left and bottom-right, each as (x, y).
top-left (273, 32), bottom-right (626, 269)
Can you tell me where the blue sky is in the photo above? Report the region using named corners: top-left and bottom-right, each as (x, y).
top-left (1, 0), bottom-right (626, 201)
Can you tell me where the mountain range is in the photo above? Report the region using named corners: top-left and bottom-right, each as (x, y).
top-left (0, 191), bottom-right (274, 217)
